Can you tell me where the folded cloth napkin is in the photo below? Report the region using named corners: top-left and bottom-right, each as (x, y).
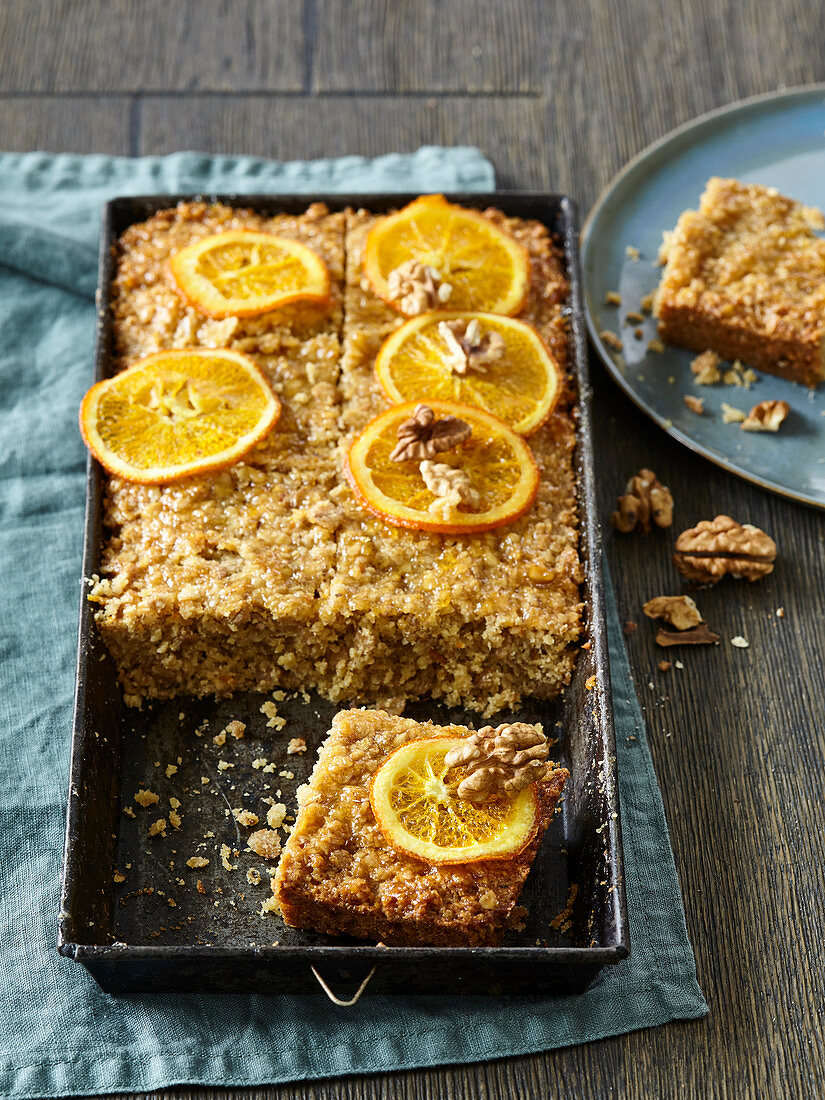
top-left (0, 149), bottom-right (706, 1099)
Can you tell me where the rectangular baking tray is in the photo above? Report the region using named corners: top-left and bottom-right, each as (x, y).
top-left (59, 192), bottom-right (629, 999)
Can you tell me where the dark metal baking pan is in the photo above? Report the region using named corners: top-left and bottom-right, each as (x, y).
top-left (59, 192), bottom-right (629, 999)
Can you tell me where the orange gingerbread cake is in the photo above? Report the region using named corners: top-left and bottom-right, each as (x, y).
top-left (655, 177), bottom-right (825, 386)
top-left (87, 197), bottom-right (582, 715)
top-left (273, 709), bottom-right (569, 946)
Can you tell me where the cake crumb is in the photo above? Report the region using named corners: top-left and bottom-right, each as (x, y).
top-left (148, 818), bottom-right (167, 837)
top-left (658, 660), bottom-right (672, 672)
top-left (252, 757), bottom-right (268, 770)
top-left (260, 701), bottom-right (286, 730)
top-left (134, 789), bottom-right (159, 808)
top-left (550, 884), bottom-right (579, 934)
top-left (227, 720), bottom-right (246, 739)
top-left (196, 879), bottom-right (206, 894)
top-left (248, 829), bottom-right (282, 860)
top-left (170, 797), bottom-right (181, 809)
top-left (266, 803), bottom-right (287, 829)
top-left (731, 635), bottom-right (749, 648)
top-left (187, 856), bottom-right (210, 869)
top-left (233, 809), bottom-right (259, 828)
top-left (212, 731), bottom-right (226, 747)
top-left (169, 810), bottom-right (182, 829)
top-left (247, 868), bottom-right (262, 886)
top-left (287, 737), bottom-right (307, 755)
top-left (640, 293), bottom-right (655, 312)
top-left (647, 337), bottom-right (665, 353)
top-left (683, 395), bottom-right (704, 415)
top-left (721, 402), bottom-right (746, 424)
top-left (776, 607), bottom-right (785, 618)
top-left (626, 310), bottom-right (644, 323)
top-left (690, 350), bottom-right (722, 385)
top-left (605, 290), bottom-right (621, 305)
top-left (600, 329), bottom-right (623, 351)
top-left (217, 760), bottom-right (234, 772)
top-left (221, 844), bottom-right (238, 871)
top-left (122, 806), bottom-right (136, 818)
top-left (165, 764), bottom-right (178, 777)
top-left (113, 871), bottom-right (126, 884)
top-left (625, 245), bottom-right (640, 261)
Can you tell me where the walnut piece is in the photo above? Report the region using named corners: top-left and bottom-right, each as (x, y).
top-left (389, 403), bottom-right (472, 462)
top-left (690, 350), bottom-right (722, 385)
top-left (610, 468), bottom-right (674, 534)
top-left (420, 459), bottom-right (480, 518)
top-left (741, 399), bottom-right (790, 432)
top-left (386, 260), bottom-right (452, 314)
top-left (444, 723), bottom-right (549, 803)
top-left (673, 516), bottom-right (777, 584)
top-left (643, 595), bottom-right (703, 631)
top-left (438, 318), bottom-right (505, 375)
top-left (721, 402), bottom-right (746, 424)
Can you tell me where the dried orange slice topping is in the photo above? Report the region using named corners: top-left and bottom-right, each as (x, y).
top-left (79, 349), bottom-right (280, 484)
top-left (344, 400), bottom-right (539, 535)
top-left (169, 230), bottom-right (330, 318)
top-left (363, 195), bottom-right (530, 316)
top-left (375, 311), bottom-right (563, 434)
top-left (370, 738), bottom-right (540, 865)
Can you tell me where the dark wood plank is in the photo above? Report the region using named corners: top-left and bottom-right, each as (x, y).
top-left (0, 1), bottom-right (305, 92)
top-left (0, 95), bottom-right (131, 154)
top-left (139, 94), bottom-right (552, 188)
top-left (313, 0), bottom-right (545, 92)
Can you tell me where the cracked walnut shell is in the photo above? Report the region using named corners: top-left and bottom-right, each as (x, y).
top-left (444, 723), bottom-right (549, 802)
top-left (611, 469), bottom-right (674, 534)
top-left (673, 515), bottom-right (777, 584)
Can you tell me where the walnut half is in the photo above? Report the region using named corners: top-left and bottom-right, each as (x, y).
top-left (610, 468), bottom-right (674, 534)
top-left (673, 516), bottom-right (777, 584)
top-left (386, 260), bottom-right (452, 315)
top-left (642, 595), bottom-right (702, 631)
top-left (444, 723), bottom-right (549, 802)
top-left (389, 404), bottom-right (472, 462)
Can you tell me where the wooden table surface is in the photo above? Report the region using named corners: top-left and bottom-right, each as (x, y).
top-left (6, 3), bottom-right (825, 1097)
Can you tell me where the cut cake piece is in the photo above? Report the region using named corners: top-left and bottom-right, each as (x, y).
top-left (654, 177), bottom-right (825, 386)
top-left (272, 709), bottom-right (569, 946)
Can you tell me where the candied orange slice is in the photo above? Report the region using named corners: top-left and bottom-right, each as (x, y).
top-left (375, 311), bottom-right (563, 434)
top-left (370, 738), bottom-right (540, 864)
top-left (169, 230), bottom-right (330, 318)
top-left (344, 400), bottom-right (539, 534)
top-left (79, 349), bottom-right (280, 483)
top-left (363, 195), bottom-right (530, 316)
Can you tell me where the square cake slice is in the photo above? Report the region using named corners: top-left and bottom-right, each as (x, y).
top-left (654, 177), bottom-right (825, 386)
top-left (272, 709), bottom-right (568, 947)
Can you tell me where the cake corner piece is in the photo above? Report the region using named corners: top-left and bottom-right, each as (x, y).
top-left (271, 708), bottom-right (569, 947)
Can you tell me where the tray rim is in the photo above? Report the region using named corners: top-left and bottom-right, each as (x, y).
top-left (59, 190), bottom-right (630, 984)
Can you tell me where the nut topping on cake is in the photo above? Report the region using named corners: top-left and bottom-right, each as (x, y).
top-left (673, 516), bottom-right (777, 584)
top-left (389, 403), bottom-right (472, 462)
top-left (438, 318), bottom-right (505, 374)
top-left (420, 460), bottom-right (481, 517)
top-left (741, 399), bottom-right (790, 432)
top-left (445, 723), bottom-right (550, 802)
top-left (386, 260), bottom-right (452, 314)
top-left (610, 468), bottom-right (674, 534)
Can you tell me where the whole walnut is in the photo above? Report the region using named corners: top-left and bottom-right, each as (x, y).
top-left (673, 516), bottom-right (776, 585)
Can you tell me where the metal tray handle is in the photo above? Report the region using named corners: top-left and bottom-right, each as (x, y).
top-left (310, 964), bottom-right (376, 1006)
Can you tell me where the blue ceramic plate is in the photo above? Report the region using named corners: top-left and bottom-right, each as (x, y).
top-left (582, 86), bottom-right (825, 509)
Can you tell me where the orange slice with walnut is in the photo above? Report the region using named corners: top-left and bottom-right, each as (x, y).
top-left (370, 724), bottom-right (551, 864)
top-left (375, 311), bottom-right (563, 434)
top-left (79, 348), bottom-right (280, 484)
top-left (169, 229), bottom-right (330, 318)
top-left (363, 195), bottom-right (530, 316)
top-left (344, 400), bottom-right (539, 534)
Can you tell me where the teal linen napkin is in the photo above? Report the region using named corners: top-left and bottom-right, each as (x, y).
top-left (0, 149), bottom-right (706, 1099)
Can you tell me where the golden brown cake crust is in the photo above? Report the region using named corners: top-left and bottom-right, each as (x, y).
top-left (654, 177), bottom-right (825, 386)
top-left (273, 709), bottom-right (569, 946)
top-left (90, 200), bottom-right (582, 713)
